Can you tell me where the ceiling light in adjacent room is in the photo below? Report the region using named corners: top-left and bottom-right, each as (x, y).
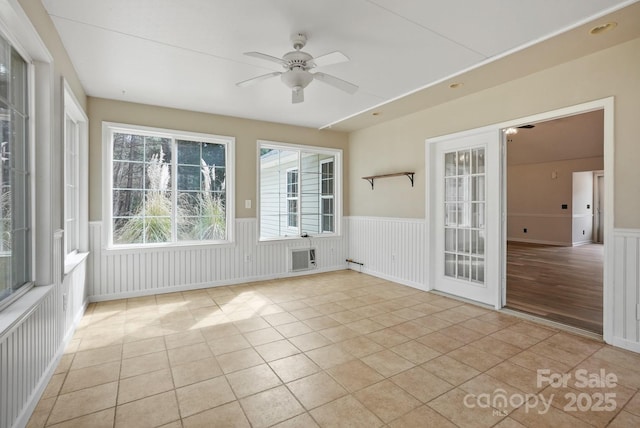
top-left (504, 127), bottom-right (518, 135)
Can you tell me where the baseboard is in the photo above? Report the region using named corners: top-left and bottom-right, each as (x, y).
top-left (89, 265), bottom-right (349, 302)
top-left (610, 336), bottom-right (640, 353)
top-left (507, 238), bottom-right (570, 246)
top-left (349, 266), bottom-right (427, 292)
top-left (13, 299), bottom-right (88, 428)
top-left (572, 240), bottom-right (594, 247)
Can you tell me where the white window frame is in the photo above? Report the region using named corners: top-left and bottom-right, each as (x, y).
top-left (286, 167), bottom-right (299, 230)
top-left (63, 80), bottom-right (88, 264)
top-left (320, 158), bottom-right (334, 233)
top-left (257, 140), bottom-right (342, 242)
top-left (102, 122), bottom-right (235, 249)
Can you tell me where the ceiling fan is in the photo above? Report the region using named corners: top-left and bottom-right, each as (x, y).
top-left (237, 33), bottom-right (358, 104)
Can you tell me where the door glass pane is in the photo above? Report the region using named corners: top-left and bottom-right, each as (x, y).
top-left (444, 148), bottom-right (485, 284)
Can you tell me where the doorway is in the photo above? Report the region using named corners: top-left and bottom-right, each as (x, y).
top-left (503, 110), bottom-right (604, 334)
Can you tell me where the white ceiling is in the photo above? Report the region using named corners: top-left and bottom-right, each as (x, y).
top-left (43, 0), bottom-right (636, 130)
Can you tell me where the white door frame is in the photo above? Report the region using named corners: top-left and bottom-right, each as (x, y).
top-left (426, 97), bottom-right (614, 343)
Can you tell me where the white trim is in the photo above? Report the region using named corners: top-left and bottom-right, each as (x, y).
top-left (611, 337), bottom-right (640, 354)
top-left (613, 228), bottom-right (640, 238)
top-left (348, 266), bottom-right (426, 292)
top-left (102, 122), bottom-right (236, 249)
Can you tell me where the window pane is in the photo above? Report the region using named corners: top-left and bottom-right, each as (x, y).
top-left (177, 140), bottom-right (200, 165)
top-left (177, 165), bottom-right (201, 190)
top-left (202, 142), bottom-right (225, 167)
top-left (113, 161), bottom-right (144, 189)
top-left (113, 133), bottom-right (144, 161)
top-left (11, 49), bottom-right (27, 113)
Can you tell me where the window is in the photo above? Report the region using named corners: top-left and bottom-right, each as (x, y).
top-left (320, 159), bottom-right (334, 232)
top-left (64, 115), bottom-right (79, 255)
top-left (286, 168), bottom-right (298, 228)
top-left (0, 36), bottom-right (30, 304)
top-left (259, 141), bottom-right (341, 240)
top-left (105, 123), bottom-right (234, 247)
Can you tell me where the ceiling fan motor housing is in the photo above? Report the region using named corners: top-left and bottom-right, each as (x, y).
top-left (281, 68), bottom-right (313, 90)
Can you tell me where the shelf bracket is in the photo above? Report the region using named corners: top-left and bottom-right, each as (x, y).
top-left (365, 177), bottom-right (375, 189)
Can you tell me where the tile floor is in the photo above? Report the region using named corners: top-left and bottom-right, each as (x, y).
top-left (26, 271), bottom-right (640, 427)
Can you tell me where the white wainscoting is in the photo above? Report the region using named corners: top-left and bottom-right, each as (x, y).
top-left (611, 229), bottom-right (640, 352)
top-left (0, 231), bottom-right (88, 428)
top-left (88, 219), bottom-right (348, 301)
top-left (345, 217), bottom-right (426, 289)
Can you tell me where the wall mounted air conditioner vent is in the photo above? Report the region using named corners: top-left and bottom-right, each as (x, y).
top-left (290, 248), bottom-right (316, 272)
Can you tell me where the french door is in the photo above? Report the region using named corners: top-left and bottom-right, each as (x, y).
top-left (429, 129), bottom-right (501, 307)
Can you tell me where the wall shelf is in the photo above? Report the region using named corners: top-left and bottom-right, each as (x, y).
top-left (362, 172), bottom-right (415, 189)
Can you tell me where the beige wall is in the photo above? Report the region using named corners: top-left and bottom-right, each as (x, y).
top-left (507, 157), bottom-right (603, 245)
top-left (87, 98), bottom-right (349, 221)
top-left (349, 37), bottom-right (640, 228)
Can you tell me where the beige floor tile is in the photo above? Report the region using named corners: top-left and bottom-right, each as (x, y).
top-left (47, 408), bottom-right (115, 428)
top-left (288, 332), bottom-right (332, 351)
top-left (269, 354), bottom-right (321, 383)
top-left (310, 395), bottom-right (383, 428)
top-left (26, 397), bottom-right (56, 428)
top-left (226, 363), bottom-right (282, 398)
top-left (593, 346), bottom-right (640, 371)
top-left (459, 374), bottom-right (525, 414)
top-left (421, 355), bottom-right (481, 386)
top-left (122, 336), bottom-right (166, 359)
top-left (428, 388), bottom-right (505, 428)
top-left (200, 323), bottom-right (241, 341)
top-left (439, 325), bottom-right (485, 344)
top-left (41, 373), bottom-right (65, 399)
top-left (387, 405), bottom-right (457, 428)
top-left (319, 325), bottom-right (360, 343)
top-left (338, 336), bottom-right (384, 358)
top-left (115, 390), bottom-right (180, 428)
top-left (415, 331), bottom-right (464, 353)
top-left (287, 372), bottom-right (348, 410)
top-left (507, 350), bottom-right (572, 375)
top-left (171, 356), bottom-right (222, 388)
top-left (493, 418), bottom-right (527, 428)
top-left (233, 317), bottom-right (270, 332)
top-left (305, 343), bottom-right (356, 369)
top-left (354, 380), bottom-right (421, 423)
top-left (167, 342), bottom-right (212, 366)
top-left (240, 385), bottom-right (305, 428)
top-left (486, 361), bottom-right (543, 394)
top-left (289, 307), bottom-right (323, 320)
top-left (489, 328), bottom-right (542, 349)
top-left (255, 339), bottom-right (300, 362)
top-left (54, 354), bottom-right (74, 374)
top-left (182, 401), bottom-right (250, 428)
top-left (366, 328), bottom-right (411, 348)
top-left (345, 318), bottom-right (385, 335)
top-left (176, 376), bottom-right (235, 418)
top-left (216, 347), bottom-right (264, 373)
top-left (361, 349), bottom-right (414, 377)
top-left (459, 318), bottom-right (504, 336)
top-left (370, 312), bottom-right (406, 328)
top-left (275, 321), bottom-right (313, 338)
top-left (263, 311), bottom-right (299, 326)
top-left (243, 327), bottom-right (285, 346)
top-left (508, 400), bottom-right (586, 428)
top-left (48, 382), bottom-right (118, 425)
top-left (608, 410), bottom-right (640, 428)
top-left (124, 325), bottom-right (167, 343)
top-left (77, 334), bottom-right (124, 351)
top-left (430, 308), bottom-right (475, 324)
top-left (61, 361), bottom-right (120, 394)
top-left (329, 310), bottom-right (365, 324)
top-left (164, 329), bottom-right (204, 350)
top-left (120, 350), bottom-right (169, 379)
top-left (505, 321), bottom-right (556, 340)
top-left (447, 344), bottom-right (504, 371)
top-left (207, 333), bottom-right (251, 356)
top-left (469, 336), bottom-right (523, 360)
top-left (390, 340), bottom-right (440, 364)
top-left (389, 320), bottom-right (434, 339)
top-left (271, 412), bottom-right (319, 428)
top-left (117, 368), bottom-right (174, 405)
top-left (327, 359), bottom-right (384, 392)
top-left (624, 391), bottom-right (640, 416)
top-left (528, 340), bottom-right (589, 366)
top-left (304, 315), bottom-right (342, 331)
top-left (70, 344), bottom-right (123, 370)
top-left (391, 366), bottom-right (454, 402)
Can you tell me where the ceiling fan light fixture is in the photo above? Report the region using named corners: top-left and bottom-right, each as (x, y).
top-left (281, 68), bottom-right (313, 90)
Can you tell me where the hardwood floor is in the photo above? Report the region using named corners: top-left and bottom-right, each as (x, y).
top-left (506, 241), bottom-right (603, 333)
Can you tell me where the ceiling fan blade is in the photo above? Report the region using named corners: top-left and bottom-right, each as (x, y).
top-left (313, 72), bottom-right (358, 94)
top-left (292, 88), bottom-right (304, 104)
top-left (236, 72), bottom-right (282, 87)
top-left (244, 52), bottom-right (287, 66)
top-left (311, 51), bottom-right (349, 68)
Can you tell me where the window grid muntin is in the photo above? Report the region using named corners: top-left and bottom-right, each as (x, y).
top-left (444, 148), bottom-right (485, 284)
top-left (109, 126), bottom-right (230, 246)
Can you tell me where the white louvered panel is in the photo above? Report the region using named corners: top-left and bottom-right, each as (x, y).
top-left (345, 217), bottom-right (427, 289)
top-left (87, 219), bottom-right (348, 300)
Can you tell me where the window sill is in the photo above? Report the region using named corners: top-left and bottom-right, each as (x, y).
top-left (104, 240), bottom-right (236, 254)
top-left (0, 284), bottom-right (51, 340)
top-left (64, 252), bottom-right (90, 275)
top-left (258, 233), bottom-right (341, 244)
